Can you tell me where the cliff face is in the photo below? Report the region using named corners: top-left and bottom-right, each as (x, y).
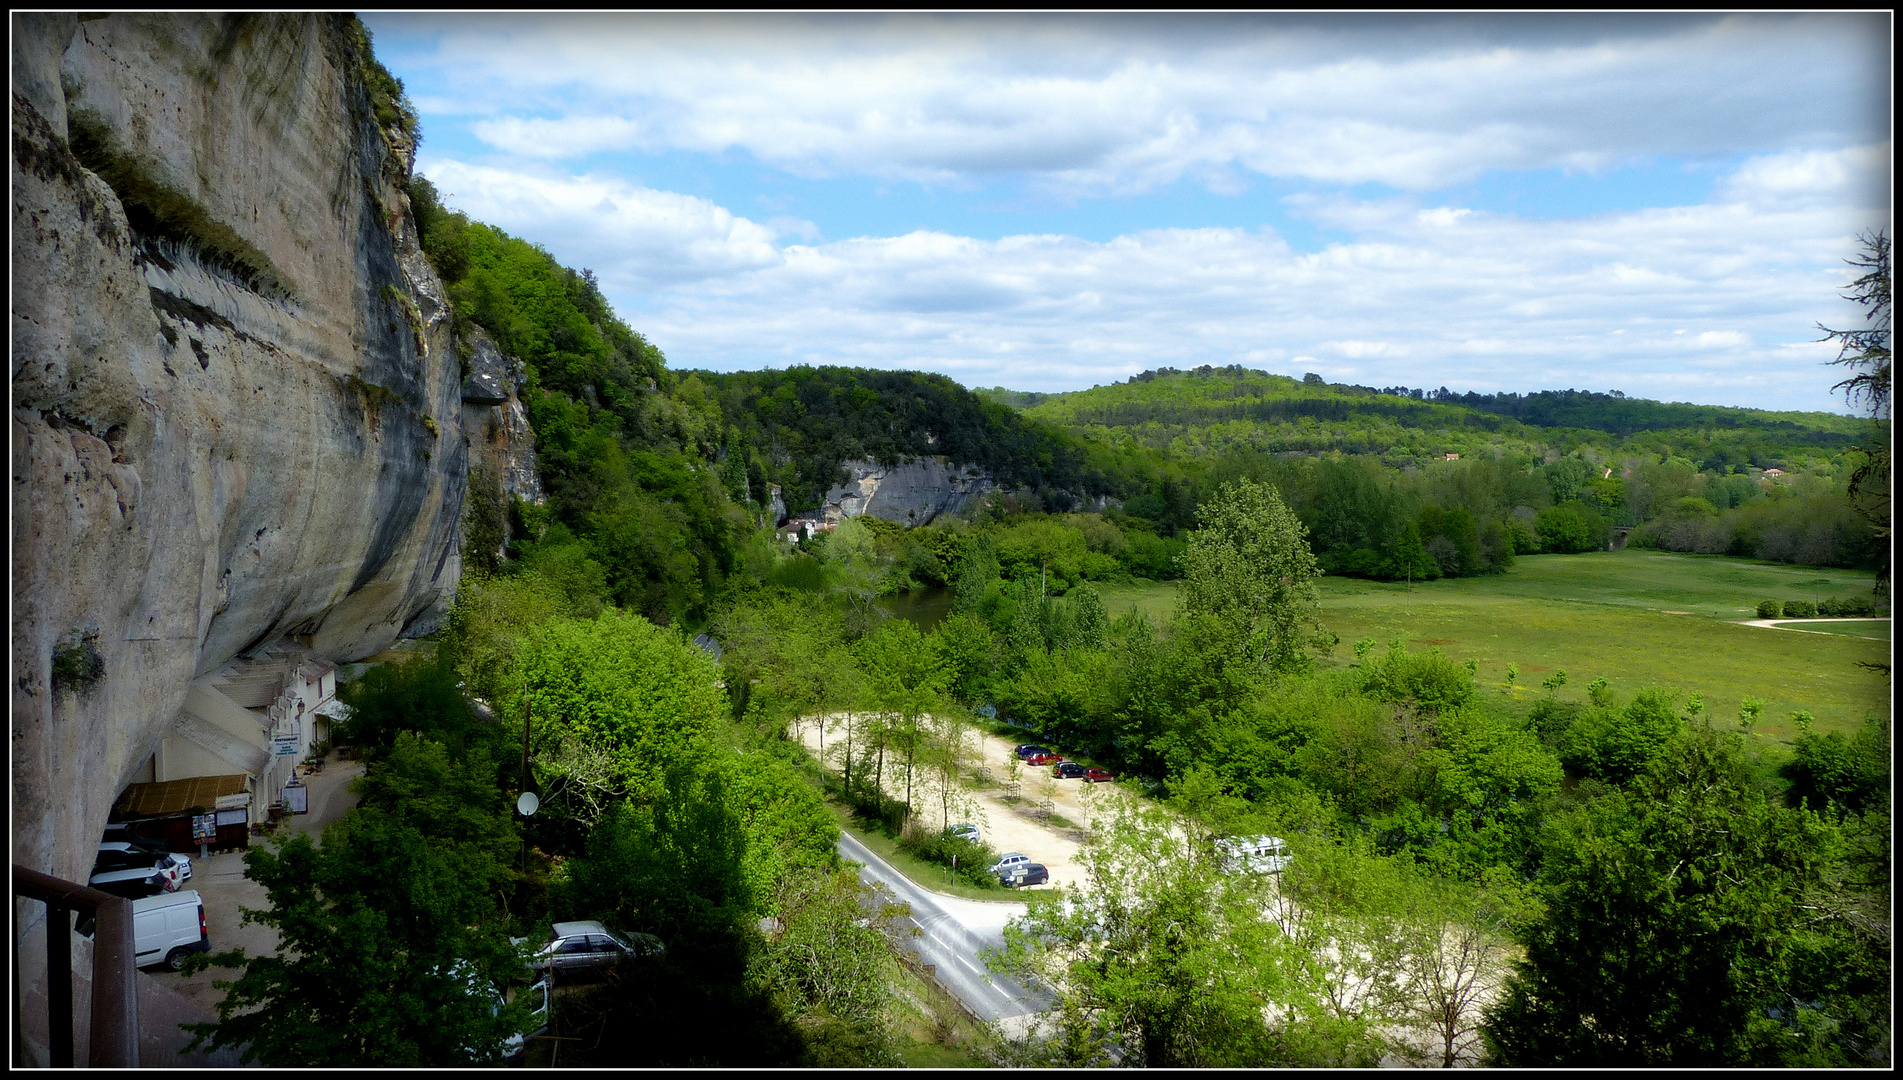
top-left (11, 14), bottom-right (470, 882)
top-left (819, 457), bottom-right (999, 526)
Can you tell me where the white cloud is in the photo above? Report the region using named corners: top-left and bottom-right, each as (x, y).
top-left (371, 13), bottom-right (1888, 195)
top-left (589, 148), bottom-right (1885, 412)
top-left (418, 159), bottom-right (785, 291)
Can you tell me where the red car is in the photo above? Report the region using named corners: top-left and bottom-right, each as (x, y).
top-left (1056, 761), bottom-right (1116, 783)
top-left (1026, 752), bottom-right (1065, 767)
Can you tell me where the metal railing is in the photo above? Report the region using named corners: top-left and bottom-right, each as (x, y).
top-left (12, 865), bottom-right (140, 1067)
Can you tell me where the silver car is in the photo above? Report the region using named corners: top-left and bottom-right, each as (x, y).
top-left (989, 852), bottom-right (1031, 876)
top-left (520, 921), bottom-right (664, 979)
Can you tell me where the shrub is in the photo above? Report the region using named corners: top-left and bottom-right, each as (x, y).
top-left (897, 827), bottom-right (999, 888)
top-left (1782, 599), bottom-right (1816, 618)
top-left (1755, 599), bottom-right (1782, 619)
top-left (1820, 595), bottom-right (1876, 617)
top-left (50, 631), bottom-right (105, 693)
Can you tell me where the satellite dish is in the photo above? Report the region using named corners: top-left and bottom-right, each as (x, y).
top-left (516, 791), bottom-right (539, 817)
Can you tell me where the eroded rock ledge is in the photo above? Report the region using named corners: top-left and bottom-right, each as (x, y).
top-left (10, 13), bottom-right (475, 885)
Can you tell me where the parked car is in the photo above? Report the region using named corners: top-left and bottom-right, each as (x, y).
top-left (1000, 862), bottom-right (1050, 888)
top-left (502, 978), bottom-right (550, 1066)
top-left (131, 889), bottom-right (209, 971)
top-left (1216, 835), bottom-right (1291, 874)
top-left (90, 846), bottom-right (187, 899)
top-left (990, 853), bottom-right (1032, 876)
top-left (1081, 767), bottom-right (1115, 783)
top-left (946, 823), bottom-right (981, 843)
top-left (1025, 752), bottom-right (1065, 767)
top-left (1014, 745), bottom-right (1054, 760)
top-left (517, 921), bottom-right (664, 980)
top-left (99, 825), bottom-right (173, 855)
top-left (75, 888), bottom-right (208, 972)
top-left (98, 842), bottom-right (192, 884)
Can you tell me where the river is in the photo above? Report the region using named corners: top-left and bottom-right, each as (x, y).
top-left (873, 586), bottom-right (956, 630)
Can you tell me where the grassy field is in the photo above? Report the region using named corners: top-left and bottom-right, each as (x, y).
top-left (1094, 550), bottom-right (1889, 744)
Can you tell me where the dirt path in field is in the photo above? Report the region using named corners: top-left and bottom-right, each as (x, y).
top-left (1737, 616), bottom-right (1890, 636)
top-left (790, 714), bottom-right (1138, 892)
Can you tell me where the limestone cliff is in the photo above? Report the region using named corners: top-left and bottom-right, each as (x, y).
top-left (11, 14), bottom-right (475, 884)
top-left (819, 456), bottom-right (999, 526)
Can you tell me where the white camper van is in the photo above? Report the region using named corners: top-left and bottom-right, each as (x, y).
top-left (133, 889), bottom-right (209, 971)
top-left (1216, 835), bottom-right (1291, 874)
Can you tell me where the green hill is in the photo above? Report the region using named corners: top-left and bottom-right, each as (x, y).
top-left (990, 365), bottom-right (1868, 473)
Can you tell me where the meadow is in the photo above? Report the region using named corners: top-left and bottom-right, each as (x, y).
top-left (1094, 549), bottom-right (1889, 744)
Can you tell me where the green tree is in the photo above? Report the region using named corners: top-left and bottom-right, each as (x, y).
top-left (1177, 479), bottom-right (1326, 670)
top-left (1817, 229), bottom-right (1891, 596)
top-left (512, 609), bottom-right (728, 822)
top-left (856, 619), bottom-right (948, 830)
top-left (185, 737), bottom-right (525, 1065)
top-left (1484, 725), bottom-right (1858, 1066)
top-left (993, 798), bottom-right (1345, 1066)
top-left (1535, 501), bottom-right (1610, 554)
top-left (750, 867), bottom-right (907, 1066)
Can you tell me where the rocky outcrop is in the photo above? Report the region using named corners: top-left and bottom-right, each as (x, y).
top-left (11, 14), bottom-right (468, 892)
top-left (819, 457), bottom-right (998, 526)
top-left (461, 326), bottom-right (542, 506)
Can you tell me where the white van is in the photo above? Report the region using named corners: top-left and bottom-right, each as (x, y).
top-left (1216, 835), bottom-right (1291, 874)
top-left (133, 889), bottom-right (209, 971)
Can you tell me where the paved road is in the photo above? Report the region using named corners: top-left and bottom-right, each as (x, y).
top-left (835, 831), bottom-right (1051, 1024)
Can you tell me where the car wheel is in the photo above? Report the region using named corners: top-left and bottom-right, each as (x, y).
top-left (165, 948), bottom-right (192, 972)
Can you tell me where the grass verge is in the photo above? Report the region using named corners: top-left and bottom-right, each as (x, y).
top-left (825, 801), bottom-right (1024, 902)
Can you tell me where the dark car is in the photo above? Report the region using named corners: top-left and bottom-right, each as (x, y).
top-left (1014, 745), bottom-right (1054, 760)
top-left (1026, 752), bottom-right (1064, 767)
top-left (999, 862), bottom-right (1050, 888)
top-left (1053, 761), bottom-right (1088, 779)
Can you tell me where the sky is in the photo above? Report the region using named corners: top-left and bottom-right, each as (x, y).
top-left (362, 13), bottom-right (1891, 414)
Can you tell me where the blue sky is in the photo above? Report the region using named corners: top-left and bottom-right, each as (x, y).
top-left (362, 13), bottom-right (1890, 413)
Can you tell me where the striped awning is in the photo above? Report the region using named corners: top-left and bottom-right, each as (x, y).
top-left (114, 774), bottom-right (250, 818)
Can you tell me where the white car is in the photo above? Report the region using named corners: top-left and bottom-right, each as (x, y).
top-left (89, 847), bottom-right (188, 899)
top-left (990, 852), bottom-right (1031, 876)
top-left (947, 823), bottom-right (981, 843)
top-left (99, 841), bottom-right (192, 883)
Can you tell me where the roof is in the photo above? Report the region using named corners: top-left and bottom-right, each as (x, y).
top-left (551, 920), bottom-right (610, 939)
top-left (114, 775), bottom-right (250, 818)
top-left (295, 659), bottom-right (336, 681)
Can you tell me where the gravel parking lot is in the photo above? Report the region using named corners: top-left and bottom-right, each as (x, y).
top-left (147, 754), bottom-right (366, 1018)
top-left (792, 715), bottom-right (1136, 892)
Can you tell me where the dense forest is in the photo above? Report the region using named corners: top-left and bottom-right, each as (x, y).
top-left (688, 367), bottom-right (1110, 517)
top-left (990, 368), bottom-right (1885, 577)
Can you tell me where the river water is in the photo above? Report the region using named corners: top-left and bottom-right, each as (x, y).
top-left (873, 586), bottom-right (955, 630)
